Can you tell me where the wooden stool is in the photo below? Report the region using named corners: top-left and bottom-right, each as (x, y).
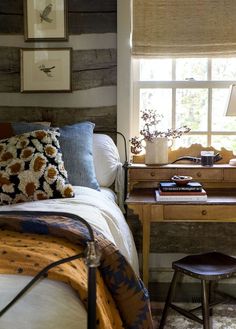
top-left (159, 252), bottom-right (236, 329)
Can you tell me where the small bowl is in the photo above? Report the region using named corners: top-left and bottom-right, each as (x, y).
top-left (171, 175), bottom-right (193, 186)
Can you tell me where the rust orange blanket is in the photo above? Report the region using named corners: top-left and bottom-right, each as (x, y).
top-left (0, 213), bottom-right (153, 329)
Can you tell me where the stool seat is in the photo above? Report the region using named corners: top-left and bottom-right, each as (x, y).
top-left (173, 251), bottom-right (236, 280)
top-left (159, 252), bottom-right (236, 329)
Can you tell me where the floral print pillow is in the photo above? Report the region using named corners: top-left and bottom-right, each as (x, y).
top-left (0, 130), bottom-right (74, 205)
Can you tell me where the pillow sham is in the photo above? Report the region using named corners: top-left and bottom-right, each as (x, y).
top-left (93, 134), bottom-right (120, 187)
top-left (58, 122), bottom-right (99, 190)
top-left (0, 130), bottom-right (74, 205)
top-left (0, 122), bottom-right (51, 140)
top-left (11, 121), bottom-right (100, 190)
top-left (12, 122), bottom-right (51, 135)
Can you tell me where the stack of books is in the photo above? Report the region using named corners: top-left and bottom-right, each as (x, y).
top-left (156, 181), bottom-right (207, 202)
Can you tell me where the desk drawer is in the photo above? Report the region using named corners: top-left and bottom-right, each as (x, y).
top-left (224, 168), bottom-right (236, 181)
top-left (164, 205), bottom-right (236, 221)
top-left (177, 168), bottom-right (222, 181)
top-left (129, 168), bottom-right (175, 181)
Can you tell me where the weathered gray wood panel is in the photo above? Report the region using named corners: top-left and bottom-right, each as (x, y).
top-left (73, 49), bottom-right (116, 71)
top-left (68, 0), bottom-right (117, 12)
top-left (72, 48), bottom-right (117, 90)
top-left (128, 213), bottom-right (236, 255)
top-left (73, 67), bottom-right (116, 90)
top-left (0, 14), bottom-right (116, 34)
top-left (0, 1), bottom-right (22, 13)
top-left (0, 16), bottom-right (22, 34)
top-left (0, 73), bottom-right (19, 92)
top-left (0, 47), bottom-right (117, 92)
top-left (0, 47), bottom-right (19, 71)
top-left (69, 12), bottom-right (116, 34)
top-left (0, 0), bottom-right (117, 13)
top-left (0, 47), bottom-right (19, 91)
top-left (0, 105), bottom-right (116, 131)
top-left (0, 0), bottom-right (117, 34)
top-left (150, 222), bottom-right (236, 254)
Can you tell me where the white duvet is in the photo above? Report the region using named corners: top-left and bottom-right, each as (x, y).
top-left (0, 187), bottom-right (139, 329)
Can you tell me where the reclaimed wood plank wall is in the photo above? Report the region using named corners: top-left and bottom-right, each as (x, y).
top-left (0, 0), bottom-right (117, 129)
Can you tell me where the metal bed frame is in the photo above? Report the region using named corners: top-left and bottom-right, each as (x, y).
top-left (0, 211), bottom-right (101, 329)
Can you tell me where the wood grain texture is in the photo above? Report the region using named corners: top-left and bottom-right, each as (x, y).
top-left (0, 47), bottom-right (117, 92)
top-left (0, 0), bottom-right (23, 35)
top-left (73, 49), bottom-right (117, 71)
top-left (69, 12), bottom-right (116, 34)
top-left (128, 213), bottom-right (236, 255)
top-left (0, 47), bottom-right (19, 91)
top-left (0, 105), bottom-right (116, 131)
top-left (0, 1), bottom-right (23, 13)
top-left (150, 222), bottom-right (236, 254)
top-left (0, 0), bottom-right (117, 34)
top-left (72, 48), bottom-right (117, 90)
top-left (68, 0), bottom-right (117, 12)
top-left (0, 0), bottom-right (117, 13)
top-left (127, 165), bottom-right (236, 284)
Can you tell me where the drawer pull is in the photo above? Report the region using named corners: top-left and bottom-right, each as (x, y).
top-left (202, 210), bottom-right (207, 216)
top-left (197, 172), bottom-right (202, 178)
top-left (150, 172), bottom-right (155, 177)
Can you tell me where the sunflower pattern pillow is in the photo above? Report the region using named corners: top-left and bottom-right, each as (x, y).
top-left (0, 130), bottom-right (74, 205)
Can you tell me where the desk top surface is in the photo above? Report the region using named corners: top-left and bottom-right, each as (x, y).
top-left (128, 163), bottom-right (236, 169)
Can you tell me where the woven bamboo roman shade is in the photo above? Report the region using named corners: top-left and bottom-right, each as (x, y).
top-left (132, 0), bottom-right (236, 57)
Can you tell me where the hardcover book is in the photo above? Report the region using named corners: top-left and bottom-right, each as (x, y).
top-left (159, 181), bottom-right (202, 192)
top-left (156, 189), bottom-right (207, 202)
top-left (159, 189), bottom-right (206, 196)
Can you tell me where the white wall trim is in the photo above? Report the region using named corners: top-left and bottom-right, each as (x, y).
top-left (0, 34), bottom-right (117, 50)
top-left (0, 87), bottom-right (116, 108)
top-left (117, 0), bottom-right (132, 161)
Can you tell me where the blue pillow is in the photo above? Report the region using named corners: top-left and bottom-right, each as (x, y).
top-left (13, 121), bottom-right (100, 190)
top-left (12, 122), bottom-right (49, 135)
top-left (58, 122), bottom-right (99, 190)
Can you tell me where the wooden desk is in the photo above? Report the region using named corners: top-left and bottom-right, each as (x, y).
top-left (126, 164), bottom-right (236, 286)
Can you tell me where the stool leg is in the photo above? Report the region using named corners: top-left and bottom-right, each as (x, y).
top-left (159, 270), bottom-right (180, 329)
top-left (201, 280), bottom-right (210, 329)
top-left (208, 281), bottom-right (214, 317)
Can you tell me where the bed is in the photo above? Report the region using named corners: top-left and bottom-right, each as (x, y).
top-left (0, 122), bottom-right (153, 329)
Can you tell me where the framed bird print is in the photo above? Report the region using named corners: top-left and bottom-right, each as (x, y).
top-left (20, 48), bottom-right (72, 93)
top-left (24, 0), bottom-right (68, 41)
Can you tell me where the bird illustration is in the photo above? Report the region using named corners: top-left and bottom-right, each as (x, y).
top-left (40, 4), bottom-right (53, 23)
top-left (39, 64), bottom-right (55, 77)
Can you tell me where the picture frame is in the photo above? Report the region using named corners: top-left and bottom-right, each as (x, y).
top-left (24, 0), bottom-right (68, 41)
top-left (20, 48), bottom-right (72, 93)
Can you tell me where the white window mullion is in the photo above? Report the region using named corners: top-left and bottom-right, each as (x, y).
top-left (172, 59), bottom-right (176, 129)
top-left (135, 81), bottom-right (234, 89)
top-left (207, 59), bottom-right (212, 146)
top-left (132, 59), bottom-right (140, 137)
top-left (207, 89), bottom-right (213, 147)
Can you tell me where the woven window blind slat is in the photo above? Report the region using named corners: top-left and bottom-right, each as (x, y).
top-left (132, 0), bottom-right (236, 57)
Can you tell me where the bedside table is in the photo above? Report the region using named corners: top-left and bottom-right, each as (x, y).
top-left (126, 164), bottom-right (236, 286)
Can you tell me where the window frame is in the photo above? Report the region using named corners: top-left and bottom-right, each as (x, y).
top-left (132, 57), bottom-right (236, 148)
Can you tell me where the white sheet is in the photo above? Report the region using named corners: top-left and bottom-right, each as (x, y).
top-left (0, 275), bottom-right (87, 329)
top-left (0, 186), bottom-right (138, 272)
top-left (0, 187), bottom-right (139, 329)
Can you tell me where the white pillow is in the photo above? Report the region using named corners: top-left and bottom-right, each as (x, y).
top-left (93, 134), bottom-right (120, 187)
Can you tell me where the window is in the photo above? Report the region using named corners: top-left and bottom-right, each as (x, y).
top-left (132, 58), bottom-right (236, 150)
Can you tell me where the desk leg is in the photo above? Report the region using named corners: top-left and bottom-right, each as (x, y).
top-left (142, 205), bottom-right (151, 287)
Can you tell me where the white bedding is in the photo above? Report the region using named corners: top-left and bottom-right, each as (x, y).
top-left (0, 187), bottom-right (139, 329)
